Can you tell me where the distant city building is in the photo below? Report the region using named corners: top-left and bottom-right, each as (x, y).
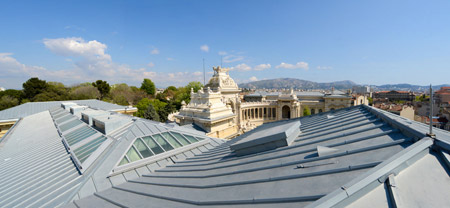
top-left (176, 66), bottom-right (352, 139)
top-left (415, 101), bottom-right (439, 117)
top-left (352, 85), bottom-right (371, 94)
top-left (373, 90), bottom-right (415, 101)
top-left (353, 95), bottom-right (370, 106)
top-left (374, 103), bottom-right (415, 120)
top-left (435, 86), bottom-right (450, 105)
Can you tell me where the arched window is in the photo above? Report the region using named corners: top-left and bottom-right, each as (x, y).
top-left (282, 106), bottom-right (290, 119)
top-left (311, 109), bottom-right (315, 114)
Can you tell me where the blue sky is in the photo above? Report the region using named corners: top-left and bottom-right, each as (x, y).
top-left (1, 0), bottom-right (449, 89)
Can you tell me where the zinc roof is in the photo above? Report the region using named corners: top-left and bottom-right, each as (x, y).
top-left (70, 105), bottom-right (450, 207)
top-left (0, 100), bottom-right (129, 121)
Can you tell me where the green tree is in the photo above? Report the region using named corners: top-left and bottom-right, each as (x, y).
top-left (110, 83), bottom-right (132, 105)
top-left (0, 96), bottom-right (19, 111)
top-left (141, 78), bottom-right (156, 96)
top-left (92, 80), bottom-right (111, 99)
top-left (143, 104), bottom-right (160, 122)
top-left (303, 105), bottom-right (311, 116)
top-left (367, 97), bottom-right (373, 105)
top-left (0, 89), bottom-right (24, 103)
top-left (70, 85), bottom-right (100, 100)
top-left (186, 81), bottom-right (203, 93)
top-left (159, 101), bottom-right (176, 122)
top-left (166, 86), bottom-right (177, 92)
top-left (23, 77), bottom-right (48, 99)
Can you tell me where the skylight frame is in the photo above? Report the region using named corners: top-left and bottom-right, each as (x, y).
top-left (111, 130), bottom-right (210, 175)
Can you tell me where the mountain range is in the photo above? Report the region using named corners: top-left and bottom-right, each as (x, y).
top-left (238, 78), bottom-right (449, 92)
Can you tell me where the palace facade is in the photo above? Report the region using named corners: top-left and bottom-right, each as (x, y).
top-left (175, 66), bottom-right (352, 139)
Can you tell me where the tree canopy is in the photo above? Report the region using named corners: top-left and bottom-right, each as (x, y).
top-left (143, 104), bottom-right (160, 122)
top-left (23, 77), bottom-right (48, 99)
top-left (92, 80), bottom-right (111, 99)
top-left (303, 105), bottom-right (311, 116)
top-left (141, 78), bottom-right (156, 96)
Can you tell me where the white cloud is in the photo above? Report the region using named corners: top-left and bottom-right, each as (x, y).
top-left (0, 53), bottom-right (82, 87)
top-left (64, 25), bottom-right (86, 31)
top-left (218, 51), bottom-right (227, 56)
top-left (193, 71), bottom-right (203, 76)
top-left (254, 63), bottom-right (271, 71)
top-left (200, 45), bottom-right (209, 52)
top-left (147, 62), bottom-right (155, 68)
top-left (275, 62), bottom-right (309, 70)
top-left (230, 63), bottom-right (252, 71)
top-left (249, 76), bottom-right (258, 81)
top-left (166, 57), bottom-right (174, 61)
top-left (223, 54), bottom-right (244, 63)
top-left (316, 66), bottom-right (332, 70)
top-left (2, 38), bottom-right (212, 88)
top-left (43, 37), bottom-right (111, 61)
top-left (151, 48), bottom-right (160, 55)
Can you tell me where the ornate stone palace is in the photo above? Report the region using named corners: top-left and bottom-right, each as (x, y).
top-left (175, 66), bottom-right (352, 139)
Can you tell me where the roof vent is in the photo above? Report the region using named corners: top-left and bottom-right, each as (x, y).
top-left (92, 114), bottom-right (132, 134)
top-left (317, 146), bottom-right (339, 157)
top-left (61, 102), bottom-right (77, 110)
top-left (70, 105), bottom-right (88, 117)
top-left (230, 120), bottom-right (301, 156)
top-left (327, 115), bottom-right (335, 119)
top-left (81, 109), bottom-right (109, 125)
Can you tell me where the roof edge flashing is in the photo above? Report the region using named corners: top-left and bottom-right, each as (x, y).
top-left (362, 105), bottom-right (425, 140)
top-left (230, 120), bottom-right (301, 156)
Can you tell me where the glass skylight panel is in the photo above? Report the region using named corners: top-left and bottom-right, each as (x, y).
top-left (73, 135), bottom-right (106, 163)
top-left (134, 138), bottom-right (154, 158)
top-left (50, 108), bottom-right (64, 114)
top-left (59, 119), bottom-right (83, 132)
top-left (55, 114), bottom-right (73, 124)
top-left (183, 134), bottom-right (199, 143)
top-left (53, 111), bottom-right (69, 120)
top-left (126, 146), bottom-right (142, 162)
top-left (119, 157), bottom-right (129, 166)
top-left (142, 136), bottom-right (165, 154)
top-left (64, 126), bottom-right (97, 146)
top-left (118, 132), bottom-right (205, 166)
top-left (152, 134), bottom-right (174, 151)
top-left (170, 132), bottom-right (191, 145)
top-left (161, 132), bottom-right (183, 148)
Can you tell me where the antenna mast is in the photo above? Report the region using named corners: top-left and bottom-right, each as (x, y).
top-left (427, 84), bottom-right (436, 138)
top-left (203, 58), bottom-right (205, 85)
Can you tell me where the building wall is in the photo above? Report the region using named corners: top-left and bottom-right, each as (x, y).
top-left (354, 95), bottom-right (369, 106)
top-left (373, 91), bottom-right (415, 101)
top-left (400, 106), bottom-right (415, 120)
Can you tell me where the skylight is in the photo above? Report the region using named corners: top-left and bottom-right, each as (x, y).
top-left (49, 106), bottom-right (112, 173)
top-left (118, 131), bottom-right (205, 166)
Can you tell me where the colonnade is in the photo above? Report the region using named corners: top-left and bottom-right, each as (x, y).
top-left (242, 107), bottom-right (276, 120)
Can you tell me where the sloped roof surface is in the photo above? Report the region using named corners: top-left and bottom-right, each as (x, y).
top-left (0, 100), bottom-right (128, 121)
top-left (0, 111), bottom-right (82, 207)
top-left (0, 105), bottom-right (225, 208)
top-left (71, 105), bottom-right (429, 207)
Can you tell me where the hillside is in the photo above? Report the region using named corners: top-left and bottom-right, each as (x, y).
top-left (239, 78), bottom-right (357, 90)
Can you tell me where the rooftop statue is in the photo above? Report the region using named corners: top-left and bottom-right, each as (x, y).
top-left (213, 66), bottom-right (230, 74)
